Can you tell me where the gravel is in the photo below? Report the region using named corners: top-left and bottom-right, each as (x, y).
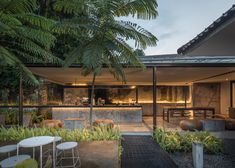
top-left (169, 152), bottom-right (235, 168)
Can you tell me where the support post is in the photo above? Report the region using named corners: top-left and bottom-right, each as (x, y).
top-left (153, 67), bottom-right (157, 131)
top-left (192, 142), bottom-right (203, 168)
top-left (136, 87), bottom-right (138, 104)
top-left (184, 86), bottom-right (187, 108)
top-left (19, 75), bottom-right (23, 126)
top-left (230, 81), bottom-right (233, 107)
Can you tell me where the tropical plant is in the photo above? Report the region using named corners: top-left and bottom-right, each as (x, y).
top-left (31, 112), bottom-right (44, 124)
top-left (53, 0), bottom-right (158, 125)
top-left (14, 158), bottom-right (38, 168)
top-left (153, 128), bottom-right (223, 154)
top-left (0, 0), bottom-right (61, 85)
top-left (0, 125), bottom-right (121, 141)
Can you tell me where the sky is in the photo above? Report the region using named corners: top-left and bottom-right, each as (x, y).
top-left (123, 0), bottom-right (235, 55)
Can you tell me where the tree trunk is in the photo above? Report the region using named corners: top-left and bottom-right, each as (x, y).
top-left (89, 74), bottom-right (96, 126)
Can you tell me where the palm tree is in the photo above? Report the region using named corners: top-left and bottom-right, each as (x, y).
top-left (53, 0), bottom-right (158, 126)
top-left (0, 0), bottom-right (61, 85)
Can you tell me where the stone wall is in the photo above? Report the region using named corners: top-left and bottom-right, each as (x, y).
top-left (52, 107), bottom-right (142, 123)
top-left (192, 83), bottom-right (220, 114)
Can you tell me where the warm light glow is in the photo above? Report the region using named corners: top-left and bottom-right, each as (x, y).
top-left (112, 100), bottom-right (191, 104)
top-left (130, 86), bottom-right (136, 89)
top-left (72, 83), bottom-right (87, 86)
top-left (189, 110), bottom-right (194, 119)
top-left (226, 78), bottom-right (229, 81)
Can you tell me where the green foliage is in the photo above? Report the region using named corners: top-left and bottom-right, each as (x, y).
top-left (14, 158), bottom-right (38, 168)
top-left (0, 109), bottom-right (36, 125)
top-left (153, 128), bottom-right (223, 154)
top-left (4, 109), bottom-right (18, 125)
top-left (31, 112), bottom-right (44, 124)
top-left (0, 0), bottom-right (62, 85)
top-left (52, 0), bottom-right (158, 82)
top-left (0, 126), bottom-right (121, 142)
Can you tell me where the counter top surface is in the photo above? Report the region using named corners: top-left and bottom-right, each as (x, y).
top-left (0, 105), bottom-right (142, 108)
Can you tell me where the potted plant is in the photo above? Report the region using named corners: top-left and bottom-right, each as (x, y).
top-left (31, 112), bottom-right (44, 127)
top-left (5, 109), bottom-right (18, 126)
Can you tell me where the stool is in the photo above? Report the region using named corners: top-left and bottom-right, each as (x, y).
top-left (180, 119), bottom-right (202, 131)
top-left (54, 136), bottom-right (62, 143)
top-left (93, 119), bottom-right (114, 128)
top-left (43, 136), bottom-right (63, 160)
top-left (0, 144), bottom-right (17, 157)
top-left (56, 142), bottom-right (81, 168)
top-left (0, 155), bottom-right (31, 168)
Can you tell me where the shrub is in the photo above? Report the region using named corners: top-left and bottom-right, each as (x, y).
top-left (14, 159), bottom-right (38, 168)
top-left (153, 128), bottom-right (223, 154)
top-left (0, 126), bottom-right (121, 142)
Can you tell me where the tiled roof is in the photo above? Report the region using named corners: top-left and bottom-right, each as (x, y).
top-left (177, 5), bottom-right (235, 55)
top-left (139, 55), bottom-right (235, 65)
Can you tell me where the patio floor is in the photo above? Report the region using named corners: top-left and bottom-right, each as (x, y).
top-left (116, 116), bottom-right (181, 134)
top-left (121, 135), bottom-right (177, 168)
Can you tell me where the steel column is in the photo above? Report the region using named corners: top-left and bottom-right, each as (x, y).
top-left (19, 75), bottom-right (23, 126)
top-left (152, 67), bottom-right (157, 131)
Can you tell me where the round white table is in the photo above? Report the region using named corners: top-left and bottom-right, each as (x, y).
top-left (0, 144), bottom-right (17, 157)
top-left (17, 136), bottom-right (56, 168)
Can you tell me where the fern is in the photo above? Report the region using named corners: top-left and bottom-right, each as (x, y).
top-left (0, 0), bottom-right (62, 85)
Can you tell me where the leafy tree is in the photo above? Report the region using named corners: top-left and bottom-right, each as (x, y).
top-left (53, 0), bottom-right (158, 125)
top-left (134, 49), bottom-right (146, 57)
top-left (0, 0), bottom-right (61, 85)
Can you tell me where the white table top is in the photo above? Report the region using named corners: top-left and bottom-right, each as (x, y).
top-left (56, 142), bottom-right (77, 150)
top-left (18, 136), bottom-right (55, 148)
top-left (0, 144), bottom-right (17, 153)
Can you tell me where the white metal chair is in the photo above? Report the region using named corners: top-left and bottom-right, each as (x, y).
top-left (56, 142), bottom-right (81, 168)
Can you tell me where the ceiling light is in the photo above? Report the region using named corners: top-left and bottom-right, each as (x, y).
top-left (130, 86), bottom-right (136, 89)
top-left (72, 83), bottom-right (87, 86)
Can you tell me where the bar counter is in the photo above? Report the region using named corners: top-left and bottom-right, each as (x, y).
top-left (52, 105), bottom-right (142, 123)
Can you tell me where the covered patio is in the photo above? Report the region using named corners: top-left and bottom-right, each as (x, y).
top-left (25, 59), bottom-right (235, 133)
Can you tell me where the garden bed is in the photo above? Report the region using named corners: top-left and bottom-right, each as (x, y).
top-left (153, 129), bottom-right (235, 168)
top-left (0, 126), bottom-right (121, 168)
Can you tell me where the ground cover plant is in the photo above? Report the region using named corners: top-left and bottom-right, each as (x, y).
top-left (153, 128), bottom-right (223, 154)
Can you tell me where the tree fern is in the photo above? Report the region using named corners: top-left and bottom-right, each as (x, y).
top-left (52, 0), bottom-right (158, 125)
top-left (0, 0), bottom-right (62, 85)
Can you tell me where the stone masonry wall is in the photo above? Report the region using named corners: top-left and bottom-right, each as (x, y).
top-left (192, 83), bottom-right (220, 114)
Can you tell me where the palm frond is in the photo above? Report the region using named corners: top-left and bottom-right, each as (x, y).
top-left (16, 14), bottom-right (55, 31)
top-left (1, 0), bottom-right (37, 14)
top-left (53, 0), bottom-right (89, 15)
top-left (0, 47), bottom-right (39, 85)
top-left (114, 0), bottom-right (158, 19)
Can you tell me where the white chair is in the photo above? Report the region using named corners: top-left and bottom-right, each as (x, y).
top-left (56, 142), bottom-right (81, 168)
top-left (0, 144), bottom-right (17, 157)
top-left (0, 155), bottom-right (31, 168)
